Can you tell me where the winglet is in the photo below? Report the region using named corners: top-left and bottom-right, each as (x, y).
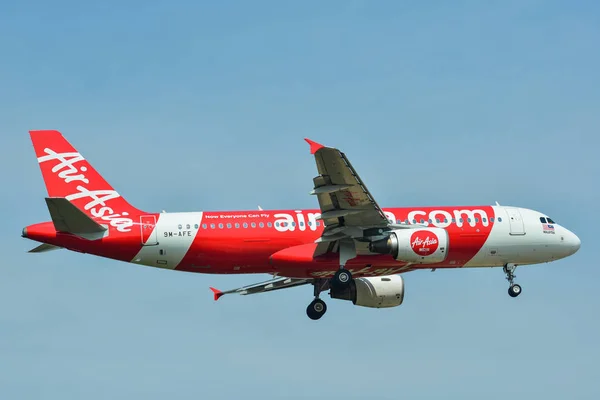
top-left (209, 287), bottom-right (224, 301)
top-left (304, 138), bottom-right (325, 154)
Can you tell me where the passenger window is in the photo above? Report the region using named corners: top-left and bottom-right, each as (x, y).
top-left (482, 218), bottom-right (487, 223)
top-left (251, 222), bottom-right (256, 228)
top-left (218, 223), bottom-right (223, 229)
top-left (475, 218), bottom-right (479, 223)
top-left (235, 223), bottom-right (240, 228)
top-left (412, 219), bottom-right (416, 223)
top-left (540, 217), bottom-right (547, 223)
top-left (498, 217), bottom-right (503, 222)
top-left (405, 219), bottom-right (409, 224)
top-left (490, 217), bottom-right (494, 223)
top-left (202, 224), bottom-right (207, 229)
top-left (299, 222), bottom-right (304, 227)
top-left (186, 224), bottom-right (190, 229)
top-left (226, 223), bottom-right (232, 229)
top-left (194, 224), bottom-right (199, 229)
top-left (275, 222), bottom-right (279, 227)
top-left (396, 219), bottom-right (402, 224)
top-left (428, 219), bottom-right (432, 223)
top-left (210, 223), bottom-right (215, 229)
top-left (243, 222), bottom-right (248, 228)
top-left (435, 218), bottom-right (440, 223)
top-left (267, 222), bottom-right (272, 227)
top-left (259, 222), bottom-right (264, 228)
top-left (178, 224), bottom-right (182, 230)
top-left (444, 218), bottom-right (448, 223)
top-left (451, 218), bottom-right (456, 223)
top-left (467, 218), bottom-right (472, 223)
top-left (316, 221), bottom-right (321, 227)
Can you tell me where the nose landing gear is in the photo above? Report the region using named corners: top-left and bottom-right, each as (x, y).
top-left (503, 263), bottom-right (522, 298)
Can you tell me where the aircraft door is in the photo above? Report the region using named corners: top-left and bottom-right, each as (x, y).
top-left (504, 207), bottom-right (525, 236)
top-left (140, 215), bottom-right (159, 245)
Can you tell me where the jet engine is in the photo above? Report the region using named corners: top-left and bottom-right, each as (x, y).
top-left (368, 228), bottom-right (449, 264)
top-left (330, 275), bottom-right (405, 308)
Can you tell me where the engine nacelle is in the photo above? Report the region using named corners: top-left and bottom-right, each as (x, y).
top-left (330, 275), bottom-right (405, 308)
top-left (368, 228), bottom-right (448, 264)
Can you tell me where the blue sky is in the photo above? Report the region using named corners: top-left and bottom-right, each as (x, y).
top-left (1, 0), bottom-right (599, 398)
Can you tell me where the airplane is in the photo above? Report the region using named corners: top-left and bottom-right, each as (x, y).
top-left (22, 130), bottom-right (581, 320)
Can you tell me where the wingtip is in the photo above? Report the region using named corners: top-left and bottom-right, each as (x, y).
top-left (304, 138), bottom-right (325, 154)
top-left (209, 287), bottom-right (224, 301)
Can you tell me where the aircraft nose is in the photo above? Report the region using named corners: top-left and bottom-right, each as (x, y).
top-left (563, 229), bottom-right (581, 256)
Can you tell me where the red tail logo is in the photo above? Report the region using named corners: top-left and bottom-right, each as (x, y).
top-left (31, 130), bottom-right (141, 232)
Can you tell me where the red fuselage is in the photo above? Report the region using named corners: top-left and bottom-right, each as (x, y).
top-left (24, 205), bottom-right (497, 279)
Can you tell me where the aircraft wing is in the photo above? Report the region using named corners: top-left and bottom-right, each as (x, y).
top-left (306, 138), bottom-right (390, 232)
top-left (306, 138), bottom-right (415, 260)
top-left (209, 276), bottom-right (312, 301)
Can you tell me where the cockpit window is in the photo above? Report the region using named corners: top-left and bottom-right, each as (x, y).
top-left (547, 217), bottom-right (555, 224)
top-left (540, 217), bottom-right (547, 223)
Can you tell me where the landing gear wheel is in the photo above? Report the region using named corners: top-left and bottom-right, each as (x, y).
top-left (503, 263), bottom-right (521, 298)
top-left (306, 298), bottom-right (327, 320)
top-left (508, 284), bottom-right (522, 298)
top-left (332, 268), bottom-right (352, 288)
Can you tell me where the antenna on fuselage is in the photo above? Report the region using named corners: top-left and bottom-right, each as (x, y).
top-left (495, 201), bottom-right (501, 206)
top-left (258, 205), bottom-right (263, 211)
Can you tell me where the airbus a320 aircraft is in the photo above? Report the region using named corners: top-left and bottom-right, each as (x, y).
top-left (22, 130), bottom-right (581, 320)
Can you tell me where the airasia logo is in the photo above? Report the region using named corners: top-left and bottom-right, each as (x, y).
top-left (410, 230), bottom-right (439, 256)
top-left (37, 149), bottom-right (134, 232)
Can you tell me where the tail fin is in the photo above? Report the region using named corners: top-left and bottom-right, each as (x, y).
top-left (29, 130), bottom-right (143, 232)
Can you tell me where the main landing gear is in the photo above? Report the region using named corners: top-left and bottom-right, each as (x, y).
top-left (331, 240), bottom-right (355, 289)
top-left (306, 268), bottom-right (353, 320)
top-left (503, 263), bottom-right (522, 298)
top-left (307, 298), bottom-right (327, 320)
top-left (306, 240), bottom-right (357, 320)
top-left (332, 268), bottom-right (352, 288)
top-left (307, 278), bottom-right (330, 320)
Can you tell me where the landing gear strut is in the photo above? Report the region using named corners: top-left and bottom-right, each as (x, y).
top-left (503, 263), bottom-right (522, 298)
top-left (306, 279), bottom-right (329, 320)
top-left (331, 240), bottom-right (355, 289)
top-left (306, 240), bottom-right (357, 320)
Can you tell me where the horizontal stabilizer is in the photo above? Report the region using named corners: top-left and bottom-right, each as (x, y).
top-left (45, 197), bottom-right (107, 240)
top-left (28, 243), bottom-right (62, 253)
top-left (209, 276), bottom-right (312, 301)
